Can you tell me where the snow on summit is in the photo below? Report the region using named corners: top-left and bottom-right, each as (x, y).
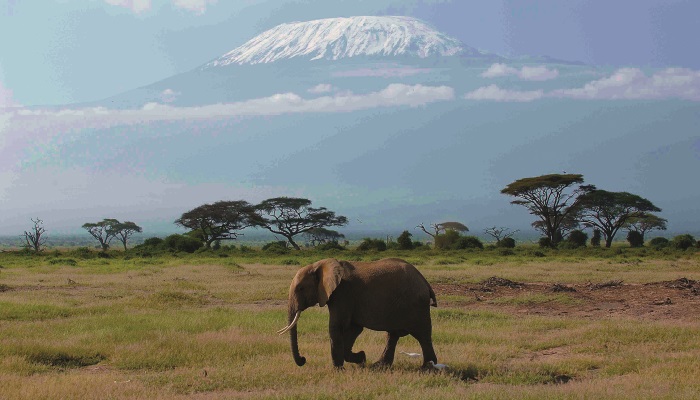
top-left (208, 16), bottom-right (476, 66)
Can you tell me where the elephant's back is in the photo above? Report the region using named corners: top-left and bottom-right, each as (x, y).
top-left (348, 258), bottom-right (435, 312)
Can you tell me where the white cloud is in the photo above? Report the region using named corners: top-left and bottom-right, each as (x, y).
top-left (171, 0), bottom-right (217, 14)
top-left (4, 84), bottom-right (454, 135)
top-left (308, 84), bottom-right (334, 94)
top-left (551, 67), bottom-right (700, 101)
top-left (481, 63), bottom-right (559, 81)
top-left (104, 0), bottom-right (151, 13)
top-left (464, 85), bottom-right (544, 102)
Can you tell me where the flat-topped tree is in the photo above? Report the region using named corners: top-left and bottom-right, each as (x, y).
top-left (576, 190), bottom-right (661, 248)
top-left (82, 219), bottom-right (120, 251)
top-left (112, 221), bottom-right (143, 251)
top-left (175, 201), bottom-right (255, 248)
top-left (501, 174), bottom-right (595, 247)
top-left (302, 228), bottom-right (345, 247)
top-left (253, 197), bottom-right (348, 250)
top-left (624, 213), bottom-right (667, 242)
top-left (417, 221), bottom-right (469, 240)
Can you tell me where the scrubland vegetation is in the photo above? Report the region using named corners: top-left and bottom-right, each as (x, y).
top-left (1, 244), bottom-right (699, 399)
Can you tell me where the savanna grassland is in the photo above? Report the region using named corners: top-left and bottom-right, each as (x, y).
top-left (1, 246), bottom-right (700, 399)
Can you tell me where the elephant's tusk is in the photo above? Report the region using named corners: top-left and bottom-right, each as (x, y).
top-left (277, 311), bottom-right (300, 335)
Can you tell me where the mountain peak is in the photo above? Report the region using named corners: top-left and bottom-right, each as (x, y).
top-left (207, 16), bottom-right (482, 66)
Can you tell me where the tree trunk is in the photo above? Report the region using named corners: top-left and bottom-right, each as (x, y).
top-left (605, 237), bottom-right (613, 248)
top-left (287, 236), bottom-right (301, 251)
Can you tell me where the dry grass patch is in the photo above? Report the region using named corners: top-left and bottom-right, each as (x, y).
top-left (1, 255), bottom-right (700, 399)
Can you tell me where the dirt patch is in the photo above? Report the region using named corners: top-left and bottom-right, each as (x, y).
top-left (434, 277), bottom-right (700, 320)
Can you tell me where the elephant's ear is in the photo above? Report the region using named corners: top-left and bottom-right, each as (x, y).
top-left (313, 258), bottom-right (345, 307)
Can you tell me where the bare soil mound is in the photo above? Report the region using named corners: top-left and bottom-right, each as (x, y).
top-left (434, 277), bottom-right (700, 320)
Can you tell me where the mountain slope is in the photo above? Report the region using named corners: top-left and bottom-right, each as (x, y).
top-left (206, 16), bottom-right (490, 66)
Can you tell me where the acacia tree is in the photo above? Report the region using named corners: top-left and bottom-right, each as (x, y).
top-left (175, 201), bottom-right (255, 248)
top-left (501, 174), bottom-right (594, 247)
top-left (417, 221), bottom-right (469, 240)
top-left (82, 219), bottom-right (120, 251)
top-left (483, 226), bottom-right (519, 245)
top-left (253, 197), bottom-right (348, 250)
top-left (112, 221), bottom-right (143, 251)
top-left (302, 228), bottom-right (345, 247)
top-left (575, 190), bottom-right (661, 248)
top-left (624, 213), bottom-right (667, 242)
top-left (23, 218), bottom-right (47, 252)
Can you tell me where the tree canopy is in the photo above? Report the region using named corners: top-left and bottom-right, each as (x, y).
top-left (252, 197), bottom-right (347, 250)
top-left (112, 221), bottom-right (143, 251)
top-left (575, 190), bottom-right (661, 247)
top-left (624, 213), bottom-right (667, 241)
top-left (82, 219), bottom-right (120, 251)
top-left (302, 227), bottom-right (345, 247)
top-left (175, 200), bottom-right (255, 248)
top-left (417, 221), bottom-right (469, 239)
top-left (501, 173), bottom-right (594, 247)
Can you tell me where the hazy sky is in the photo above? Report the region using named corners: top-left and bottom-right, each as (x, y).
top-left (0, 0), bottom-right (698, 237)
top-left (1, 0), bottom-right (699, 106)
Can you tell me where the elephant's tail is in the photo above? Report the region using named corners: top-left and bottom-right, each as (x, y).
top-left (429, 286), bottom-right (437, 307)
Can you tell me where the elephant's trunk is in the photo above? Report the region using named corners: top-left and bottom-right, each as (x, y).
top-left (284, 307), bottom-right (306, 366)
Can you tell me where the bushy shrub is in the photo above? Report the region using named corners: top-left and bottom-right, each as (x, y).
top-left (70, 247), bottom-right (95, 259)
top-left (434, 230), bottom-right (460, 250)
top-left (649, 237), bottom-right (669, 249)
top-left (497, 237), bottom-right (516, 248)
top-left (357, 238), bottom-right (387, 251)
top-left (454, 236), bottom-right (483, 250)
top-left (538, 237), bottom-right (552, 248)
top-left (626, 231), bottom-right (644, 248)
top-left (434, 230), bottom-right (483, 250)
top-left (565, 230), bottom-right (588, 248)
top-left (163, 234), bottom-right (203, 253)
top-left (262, 241), bottom-right (290, 254)
top-left (671, 234), bottom-right (696, 250)
top-left (316, 241), bottom-right (345, 251)
top-left (396, 230), bottom-right (414, 250)
top-left (142, 237), bottom-right (164, 247)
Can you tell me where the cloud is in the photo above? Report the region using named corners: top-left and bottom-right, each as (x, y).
top-left (464, 85), bottom-right (544, 102)
top-left (104, 0), bottom-right (151, 13)
top-left (551, 68), bottom-right (700, 101)
top-left (0, 84), bottom-right (455, 166)
top-left (333, 67), bottom-right (432, 78)
top-left (481, 63), bottom-right (559, 81)
top-left (308, 84), bottom-right (335, 94)
top-left (171, 0), bottom-right (217, 14)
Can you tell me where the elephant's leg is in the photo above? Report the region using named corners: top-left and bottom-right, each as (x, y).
top-left (343, 324), bottom-right (366, 364)
top-left (411, 324), bottom-right (438, 368)
top-left (374, 331), bottom-right (402, 367)
top-left (329, 321), bottom-right (345, 368)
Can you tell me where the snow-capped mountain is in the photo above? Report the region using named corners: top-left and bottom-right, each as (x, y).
top-left (207, 16), bottom-right (489, 66)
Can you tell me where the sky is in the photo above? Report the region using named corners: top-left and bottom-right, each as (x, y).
top-left (2, 0), bottom-right (699, 106)
top-left (0, 0), bottom-right (699, 238)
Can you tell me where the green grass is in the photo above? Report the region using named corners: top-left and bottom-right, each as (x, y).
top-left (0, 248), bottom-right (699, 399)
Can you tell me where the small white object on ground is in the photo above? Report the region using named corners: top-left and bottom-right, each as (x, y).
top-left (428, 361), bottom-right (448, 370)
top-left (400, 351), bottom-right (422, 358)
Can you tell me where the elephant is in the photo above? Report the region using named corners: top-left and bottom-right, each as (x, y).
top-left (277, 257), bottom-right (438, 369)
